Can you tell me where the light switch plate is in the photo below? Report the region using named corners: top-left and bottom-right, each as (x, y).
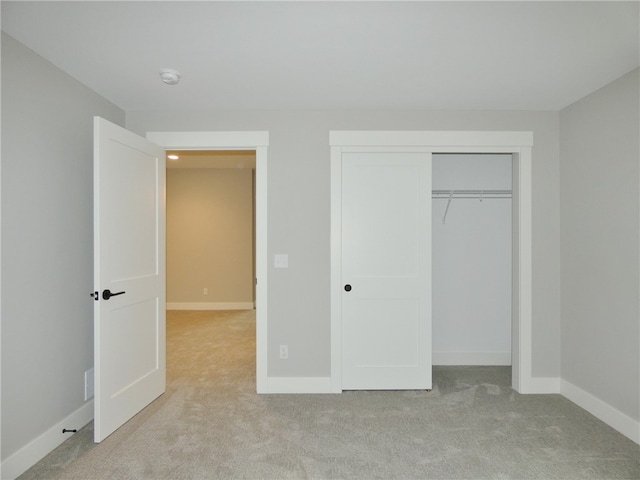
top-left (274, 254), bottom-right (288, 268)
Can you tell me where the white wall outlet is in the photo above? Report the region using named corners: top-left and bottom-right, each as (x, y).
top-left (274, 254), bottom-right (288, 268)
top-left (279, 345), bottom-right (288, 359)
top-left (84, 368), bottom-right (94, 401)
top-left (203, 287), bottom-right (208, 295)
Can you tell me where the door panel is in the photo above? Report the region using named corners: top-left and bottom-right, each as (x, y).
top-left (345, 298), bottom-right (420, 366)
top-left (94, 117), bottom-right (166, 442)
top-left (341, 152), bottom-right (431, 390)
top-left (103, 139), bottom-right (160, 280)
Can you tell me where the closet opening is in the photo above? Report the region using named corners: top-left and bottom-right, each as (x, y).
top-left (432, 154), bottom-right (512, 367)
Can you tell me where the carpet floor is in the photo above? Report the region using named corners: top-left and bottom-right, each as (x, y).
top-left (18, 310), bottom-right (640, 479)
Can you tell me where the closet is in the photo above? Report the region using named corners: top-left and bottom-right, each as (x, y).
top-left (432, 154), bottom-right (512, 366)
top-left (330, 130), bottom-right (533, 393)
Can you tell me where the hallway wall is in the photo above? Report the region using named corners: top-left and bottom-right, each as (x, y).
top-left (167, 167), bottom-right (254, 308)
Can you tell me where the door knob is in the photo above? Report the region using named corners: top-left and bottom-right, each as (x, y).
top-left (344, 284), bottom-right (352, 292)
top-left (102, 289), bottom-right (126, 300)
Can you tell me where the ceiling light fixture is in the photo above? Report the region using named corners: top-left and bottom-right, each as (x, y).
top-left (159, 69), bottom-right (181, 86)
top-left (167, 154), bottom-right (179, 160)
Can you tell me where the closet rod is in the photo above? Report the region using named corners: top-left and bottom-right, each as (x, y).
top-left (433, 189), bottom-right (512, 224)
top-left (432, 189), bottom-right (512, 198)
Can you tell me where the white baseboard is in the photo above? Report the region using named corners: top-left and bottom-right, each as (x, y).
top-left (1, 401), bottom-right (93, 480)
top-left (263, 377), bottom-right (333, 394)
top-left (561, 379), bottom-right (639, 445)
top-left (526, 376), bottom-right (561, 394)
top-left (433, 351), bottom-right (511, 366)
top-left (166, 302), bottom-right (254, 311)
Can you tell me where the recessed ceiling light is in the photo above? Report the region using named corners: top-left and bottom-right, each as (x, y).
top-left (167, 154), bottom-right (179, 160)
top-left (159, 69), bottom-right (181, 86)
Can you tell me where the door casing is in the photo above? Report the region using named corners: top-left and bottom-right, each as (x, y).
top-left (146, 131), bottom-right (269, 393)
top-left (330, 131), bottom-right (534, 393)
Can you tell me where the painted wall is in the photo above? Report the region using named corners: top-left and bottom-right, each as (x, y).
top-left (560, 68), bottom-right (640, 422)
top-left (432, 154), bottom-right (512, 365)
top-left (167, 168), bottom-right (254, 307)
top-left (127, 109), bottom-right (561, 379)
top-left (1, 33), bottom-right (125, 463)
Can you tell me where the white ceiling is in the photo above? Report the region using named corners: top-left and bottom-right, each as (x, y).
top-left (2, 1), bottom-right (638, 112)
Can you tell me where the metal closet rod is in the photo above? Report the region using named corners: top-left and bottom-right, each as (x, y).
top-left (432, 189), bottom-right (512, 198)
top-left (433, 189), bottom-right (513, 224)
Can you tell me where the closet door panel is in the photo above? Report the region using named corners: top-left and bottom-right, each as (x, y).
top-left (341, 152), bottom-right (431, 390)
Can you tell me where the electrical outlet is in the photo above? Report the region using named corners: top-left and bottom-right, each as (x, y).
top-left (279, 345), bottom-right (288, 359)
top-left (84, 368), bottom-right (94, 401)
top-left (203, 288), bottom-right (208, 295)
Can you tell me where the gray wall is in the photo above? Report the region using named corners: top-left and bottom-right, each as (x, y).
top-left (127, 109), bottom-right (561, 378)
top-left (1, 34), bottom-right (124, 460)
top-left (560, 68), bottom-right (640, 421)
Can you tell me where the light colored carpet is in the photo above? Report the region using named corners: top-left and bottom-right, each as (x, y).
top-left (18, 310), bottom-right (640, 479)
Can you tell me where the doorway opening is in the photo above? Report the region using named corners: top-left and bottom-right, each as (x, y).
top-left (147, 131), bottom-right (269, 393)
top-left (165, 150), bottom-right (256, 311)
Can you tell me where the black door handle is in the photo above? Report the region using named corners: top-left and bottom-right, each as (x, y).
top-left (102, 289), bottom-right (126, 300)
top-left (344, 284), bottom-right (352, 292)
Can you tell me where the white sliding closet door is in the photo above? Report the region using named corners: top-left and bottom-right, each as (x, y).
top-left (341, 151), bottom-right (431, 390)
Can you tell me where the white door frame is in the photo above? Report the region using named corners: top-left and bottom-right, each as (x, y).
top-left (330, 131), bottom-right (534, 393)
top-left (146, 131), bottom-right (269, 393)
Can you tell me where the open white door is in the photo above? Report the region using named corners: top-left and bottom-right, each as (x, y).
top-left (341, 151), bottom-right (431, 390)
top-left (93, 117), bottom-right (166, 442)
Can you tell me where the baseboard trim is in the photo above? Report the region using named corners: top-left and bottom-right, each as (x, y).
top-left (166, 302), bottom-right (254, 311)
top-left (526, 376), bottom-right (561, 394)
top-left (561, 379), bottom-right (639, 444)
top-left (433, 351), bottom-right (511, 366)
top-left (1, 401), bottom-right (93, 480)
top-left (263, 377), bottom-right (333, 394)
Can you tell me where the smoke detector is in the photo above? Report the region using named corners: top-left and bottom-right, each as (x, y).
top-left (159, 69), bottom-right (181, 86)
